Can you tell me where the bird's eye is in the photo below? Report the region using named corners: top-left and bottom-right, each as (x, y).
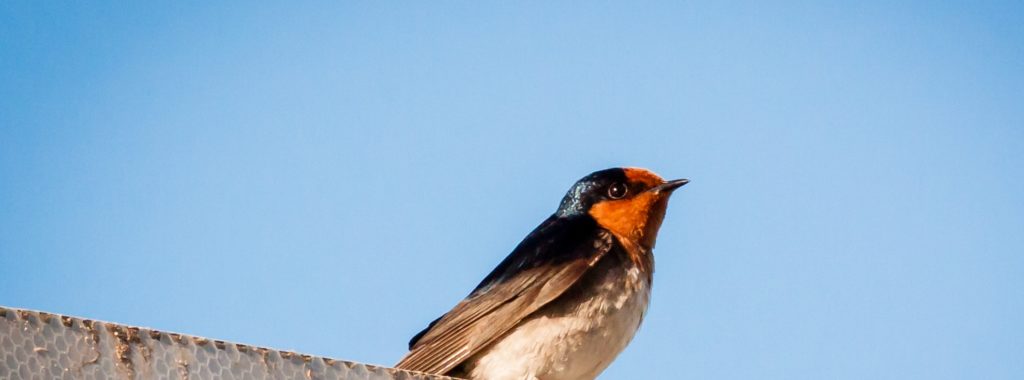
top-left (607, 183), bottom-right (628, 199)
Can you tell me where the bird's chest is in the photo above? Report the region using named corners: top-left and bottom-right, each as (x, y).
top-left (465, 255), bottom-right (652, 380)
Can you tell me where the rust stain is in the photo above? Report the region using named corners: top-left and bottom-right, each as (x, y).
top-left (79, 318), bottom-right (102, 374)
top-left (127, 327), bottom-right (142, 342)
top-left (131, 327), bottom-right (153, 364)
top-left (82, 351), bottom-right (100, 366)
top-left (109, 324), bottom-right (138, 378)
top-left (80, 321), bottom-right (101, 369)
top-left (81, 319), bottom-right (101, 346)
top-left (256, 347), bottom-right (273, 371)
top-left (175, 359), bottom-right (190, 380)
top-left (169, 333), bottom-right (185, 344)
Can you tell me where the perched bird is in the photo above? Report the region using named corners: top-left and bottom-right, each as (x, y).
top-left (396, 168), bottom-right (687, 380)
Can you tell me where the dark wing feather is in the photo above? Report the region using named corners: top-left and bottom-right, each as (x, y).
top-left (395, 215), bottom-right (613, 375)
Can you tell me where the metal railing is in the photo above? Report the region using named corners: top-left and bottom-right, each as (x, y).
top-left (0, 306), bottom-right (450, 380)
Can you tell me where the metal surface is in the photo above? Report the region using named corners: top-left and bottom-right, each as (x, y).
top-left (0, 306), bottom-right (450, 380)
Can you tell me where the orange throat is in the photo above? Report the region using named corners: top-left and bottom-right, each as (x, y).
top-left (588, 191), bottom-right (670, 273)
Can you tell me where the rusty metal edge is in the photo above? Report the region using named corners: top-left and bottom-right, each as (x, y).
top-left (0, 305), bottom-right (454, 380)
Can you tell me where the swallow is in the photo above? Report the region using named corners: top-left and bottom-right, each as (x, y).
top-left (396, 168), bottom-right (687, 380)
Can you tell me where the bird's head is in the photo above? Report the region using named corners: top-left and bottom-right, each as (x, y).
top-left (557, 167), bottom-right (688, 250)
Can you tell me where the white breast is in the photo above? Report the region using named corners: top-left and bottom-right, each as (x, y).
top-left (463, 261), bottom-right (652, 380)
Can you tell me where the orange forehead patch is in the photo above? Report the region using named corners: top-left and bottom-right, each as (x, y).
top-left (623, 168), bottom-right (666, 189)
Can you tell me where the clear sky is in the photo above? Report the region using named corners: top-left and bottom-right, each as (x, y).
top-left (1, 2), bottom-right (1022, 379)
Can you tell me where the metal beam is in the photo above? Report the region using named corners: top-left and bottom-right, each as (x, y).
top-left (0, 306), bottom-right (450, 380)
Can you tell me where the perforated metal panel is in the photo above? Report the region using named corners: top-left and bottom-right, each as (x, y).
top-left (0, 306), bottom-right (450, 380)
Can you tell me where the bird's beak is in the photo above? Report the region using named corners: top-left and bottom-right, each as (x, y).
top-left (649, 178), bottom-right (689, 194)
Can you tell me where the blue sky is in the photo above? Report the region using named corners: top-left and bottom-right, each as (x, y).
top-left (1, 2), bottom-right (1022, 379)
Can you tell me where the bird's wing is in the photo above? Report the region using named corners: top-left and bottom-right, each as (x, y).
top-left (395, 215), bottom-right (614, 375)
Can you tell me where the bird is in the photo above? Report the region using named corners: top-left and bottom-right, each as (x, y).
top-left (395, 167), bottom-right (688, 380)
